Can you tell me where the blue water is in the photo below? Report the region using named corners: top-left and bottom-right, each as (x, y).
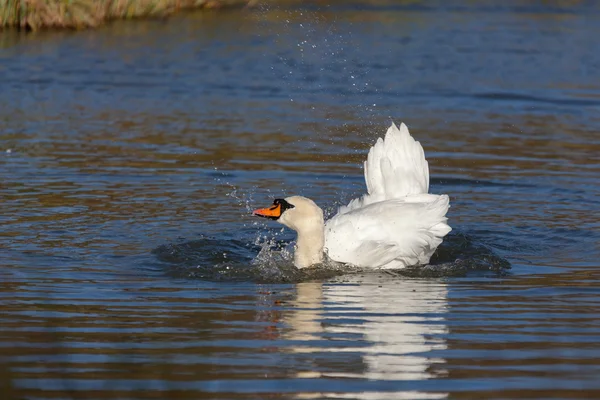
top-left (1, 1), bottom-right (600, 398)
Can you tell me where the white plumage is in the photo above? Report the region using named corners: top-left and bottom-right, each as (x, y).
top-left (253, 122), bottom-right (451, 269)
top-left (324, 122), bottom-right (451, 269)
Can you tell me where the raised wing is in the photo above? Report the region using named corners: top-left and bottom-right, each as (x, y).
top-left (340, 122), bottom-right (430, 214)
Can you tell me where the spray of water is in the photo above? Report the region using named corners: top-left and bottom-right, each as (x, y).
top-left (153, 229), bottom-right (510, 283)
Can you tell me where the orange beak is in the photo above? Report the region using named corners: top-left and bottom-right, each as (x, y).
top-left (253, 203), bottom-right (282, 220)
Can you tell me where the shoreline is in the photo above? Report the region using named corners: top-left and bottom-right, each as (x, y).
top-left (0, 0), bottom-right (257, 31)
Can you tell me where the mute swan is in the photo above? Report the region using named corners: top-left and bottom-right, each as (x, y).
top-left (253, 122), bottom-right (451, 269)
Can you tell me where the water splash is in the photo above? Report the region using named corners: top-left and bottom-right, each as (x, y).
top-left (152, 232), bottom-right (510, 283)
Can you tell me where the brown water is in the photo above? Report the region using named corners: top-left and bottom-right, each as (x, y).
top-left (2, 1), bottom-right (600, 398)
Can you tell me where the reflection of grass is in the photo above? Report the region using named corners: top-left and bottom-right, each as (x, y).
top-left (0, 0), bottom-right (251, 30)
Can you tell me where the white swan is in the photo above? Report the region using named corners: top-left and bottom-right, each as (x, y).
top-left (253, 122), bottom-right (451, 269)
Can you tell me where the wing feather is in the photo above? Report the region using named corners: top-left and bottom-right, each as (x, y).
top-left (325, 196), bottom-right (451, 269)
top-left (340, 122), bottom-right (431, 214)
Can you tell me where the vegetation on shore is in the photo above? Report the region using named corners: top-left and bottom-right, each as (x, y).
top-left (0, 0), bottom-right (254, 31)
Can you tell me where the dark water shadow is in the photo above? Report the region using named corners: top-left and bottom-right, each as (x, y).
top-left (400, 232), bottom-right (512, 278)
top-left (152, 232), bottom-right (511, 283)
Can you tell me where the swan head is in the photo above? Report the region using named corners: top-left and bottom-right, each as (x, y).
top-left (253, 196), bottom-right (325, 268)
top-left (253, 196), bottom-right (324, 233)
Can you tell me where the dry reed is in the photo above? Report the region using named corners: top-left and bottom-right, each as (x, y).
top-left (0, 0), bottom-right (253, 30)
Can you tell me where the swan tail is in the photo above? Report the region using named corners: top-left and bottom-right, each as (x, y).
top-left (415, 194), bottom-right (452, 264)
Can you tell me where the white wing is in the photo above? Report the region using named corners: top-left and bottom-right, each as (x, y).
top-left (340, 122), bottom-right (431, 214)
top-left (324, 122), bottom-right (451, 269)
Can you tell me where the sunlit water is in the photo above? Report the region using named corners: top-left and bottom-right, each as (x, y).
top-left (2, 1), bottom-right (600, 398)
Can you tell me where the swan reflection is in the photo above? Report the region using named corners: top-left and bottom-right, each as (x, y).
top-left (284, 273), bottom-right (449, 399)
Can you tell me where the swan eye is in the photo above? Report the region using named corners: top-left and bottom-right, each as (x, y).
top-left (274, 198), bottom-right (295, 212)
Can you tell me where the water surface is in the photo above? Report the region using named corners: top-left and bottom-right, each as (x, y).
top-left (1, 1), bottom-right (600, 398)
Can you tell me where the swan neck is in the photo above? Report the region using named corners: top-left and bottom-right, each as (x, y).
top-left (295, 227), bottom-right (324, 269)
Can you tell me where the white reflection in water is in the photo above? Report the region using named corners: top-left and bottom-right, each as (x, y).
top-left (285, 275), bottom-right (448, 399)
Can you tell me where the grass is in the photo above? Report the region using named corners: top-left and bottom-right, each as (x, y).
top-left (0, 0), bottom-right (253, 30)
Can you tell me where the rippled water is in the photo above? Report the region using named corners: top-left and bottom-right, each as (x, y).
top-left (2, 1), bottom-right (600, 398)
